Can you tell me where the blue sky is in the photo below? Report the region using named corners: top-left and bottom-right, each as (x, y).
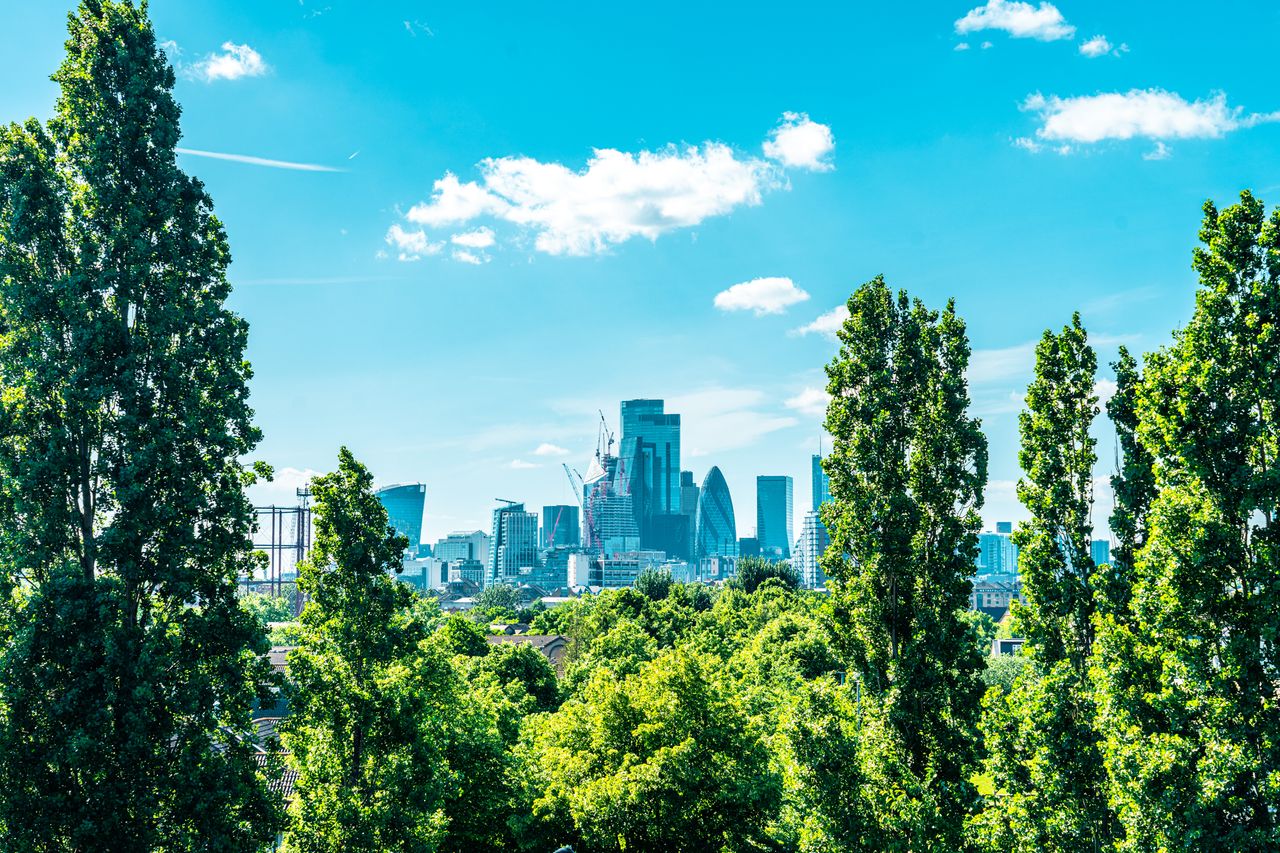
top-left (4, 1), bottom-right (1279, 545)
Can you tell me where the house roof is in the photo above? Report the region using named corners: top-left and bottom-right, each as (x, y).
top-left (484, 634), bottom-right (566, 651)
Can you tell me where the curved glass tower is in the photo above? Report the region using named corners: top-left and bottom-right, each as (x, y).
top-left (374, 483), bottom-right (426, 553)
top-left (694, 466), bottom-right (737, 560)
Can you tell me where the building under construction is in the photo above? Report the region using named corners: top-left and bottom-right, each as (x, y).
top-left (565, 413), bottom-right (639, 558)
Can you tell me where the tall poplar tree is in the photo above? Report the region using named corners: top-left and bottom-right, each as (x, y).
top-left (1094, 190), bottom-right (1280, 849)
top-left (821, 276), bottom-right (989, 849)
top-left (972, 315), bottom-right (1117, 851)
top-left (0, 2), bottom-right (276, 850)
top-left (282, 448), bottom-right (459, 853)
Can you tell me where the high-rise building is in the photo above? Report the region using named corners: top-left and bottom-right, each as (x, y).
top-left (738, 536), bottom-right (760, 558)
top-left (757, 476), bottom-right (794, 560)
top-left (794, 511), bottom-right (831, 589)
top-left (679, 471), bottom-right (699, 559)
top-left (433, 530), bottom-right (491, 569)
top-left (583, 452), bottom-right (640, 557)
top-left (541, 504), bottom-right (580, 548)
top-left (694, 466), bottom-right (737, 560)
top-left (375, 483), bottom-right (426, 555)
top-left (976, 523), bottom-right (1018, 576)
top-left (1090, 538), bottom-right (1110, 568)
top-left (487, 502), bottom-right (538, 587)
top-left (618, 399), bottom-right (685, 556)
top-left (811, 454), bottom-right (831, 512)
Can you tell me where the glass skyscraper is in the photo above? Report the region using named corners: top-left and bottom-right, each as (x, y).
top-left (487, 502), bottom-right (538, 587)
top-left (541, 504), bottom-right (580, 548)
top-left (618, 399), bottom-right (686, 556)
top-left (811, 454), bottom-right (831, 512)
top-left (374, 483), bottom-right (426, 554)
top-left (694, 466), bottom-right (737, 560)
top-left (757, 475), bottom-right (793, 560)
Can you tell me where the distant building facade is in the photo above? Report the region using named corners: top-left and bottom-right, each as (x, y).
top-left (694, 466), bottom-right (737, 561)
top-left (374, 483), bottom-right (426, 555)
top-left (584, 452), bottom-right (641, 556)
top-left (618, 399), bottom-right (688, 558)
top-left (976, 524), bottom-right (1019, 577)
top-left (541, 504), bottom-right (580, 549)
top-left (970, 578), bottom-right (1025, 620)
top-left (794, 511), bottom-right (830, 589)
top-left (1090, 538), bottom-right (1110, 568)
top-left (738, 536), bottom-right (760, 558)
top-left (433, 530), bottom-right (491, 569)
top-left (757, 476), bottom-right (794, 560)
top-left (811, 454), bottom-right (831, 512)
top-left (488, 503), bottom-right (538, 587)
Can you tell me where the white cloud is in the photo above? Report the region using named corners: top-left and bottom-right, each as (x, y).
top-left (509, 459), bottom-right (541, 470)
top-left (1093, 378), bottom-right (1118, 404)
top-left (955, 0), bottom-right (1075, 41)
top-left (385, 224), bottom-right (442, 261)
top-left (452, 249), bottom-right (486, 265)
top-left (1022, 89), bottom-right (1280, 146)
top-left (533, 443), bottom-right (571, 457)
top-left (665, 387), bottom-right (798, 456)
top-left (785, 387), bottom-right (831, 417)
top-left (191, 42), bottom-right (268, 82)
top-left (791, 305), bottom-right (849, 340)
top-left (714, 277), bottom-right (810, 316)
top-left (762, 112), bottom-right (835, 171)
top-left (175, 147), bottom-right (341, 172)
top-left (1143, 141), bottom-right (1171, 161)
top-left (450, 226), bottom-right (496, 248)
top-left (969, 340), bottom-right (1037, 384)
top-left (246, 466), bottom-right (321, 506)
top-left (1078, 35), bottom-right (1126, 58)
top-left (955, 42), bottom-right (971, 51)
top-left (392, 113), bottom-right (832, 257)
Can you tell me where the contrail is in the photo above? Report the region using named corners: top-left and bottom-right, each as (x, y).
top-left (176, 147), bottom-right (343, 172)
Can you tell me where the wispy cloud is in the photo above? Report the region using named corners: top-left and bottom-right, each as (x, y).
top-left (1079, 35), bottom-right (1126, 58)
top-left (189, 42), bottom-right (268, 82)
top-left (714, 277), bottom-right (810, 316)
top-left (385, 223), bottom-right (442, 261)
top-left (508, 459), bottom-right (541, 470)
top-left (955, 0), bottom-right (1075, 42)
top-left (388, 112), bottom-right (834, 260)
top-left (785, 387), bottom-right (830, 417)
top-left (969, 340), bottom-right (1037, 384)
top-left (791, 305), bottom-right (848, 340)
top-left (1017, 89), bottom-right (1280, 156)
top-left (665, 387), bottom-right (798, 457)
top-left (175, 148), bottom-right (342, 172)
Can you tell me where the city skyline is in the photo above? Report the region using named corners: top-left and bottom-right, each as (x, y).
top-left (5, 3), bottom-right (1275, 545)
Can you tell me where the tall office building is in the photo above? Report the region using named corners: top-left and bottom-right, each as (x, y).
top-left (757, 476), bottom-right (794, 560)
top-left (1090, 538), bottom-right (1110, 568)
top-left (374, 483), bottom-right (426, 554)
top-left (977, 523), bottom-right (1018, 576)
top-left (794, 511), bottom-right (830, 589)
top-left (487, 502), bottom-right (538, 587)
top-left (694, 466), bottom-right (737, 560)
top-left (679, 471), bottom-right (699, 560)
top-left (541, 504), bottom-right (580, 548)
top-left (583, 452), bottom-right (640, 557)
top-left (433, 530), bottom-right (491, 568)
top-left (738, 537), bottom-right (760, 558)
top-left (811, 454), bottom-right (831, 512)
top-left (618, 399), bottom-right (687, 557)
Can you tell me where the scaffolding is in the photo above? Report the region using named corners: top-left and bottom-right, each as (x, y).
top-left (250, 488), bottom-right (313, 611)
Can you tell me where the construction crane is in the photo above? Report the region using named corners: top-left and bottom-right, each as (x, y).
top-left (495, 498), bottom-right (519, 506)
top-left (563, 464), bottom-right (585, 508)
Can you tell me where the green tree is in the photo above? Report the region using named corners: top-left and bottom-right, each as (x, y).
top-left (282, 449), bottom-right (458, 852)
top-left (436, 612), bottom-right (491, 657)
top-left (520, 648), bottom-right (782, 852)
top-left (972, 314), bottom-right (1116, 851)
top-left (734, 555), bottom-right (800, 593)
top-left (1094, 191), bottom-right (1280, 850)
top-left (821, 276), bottom-right (988, 848)
top-left (633, 566), bottom-right (673, 600)
top-left (0, 3), bottom-right (276, 848)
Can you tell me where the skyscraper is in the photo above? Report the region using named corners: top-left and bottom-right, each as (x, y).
top-left (811, 454), bottom-right (831, 512)
top-left (694, 466), bottom-right (737, 560)
top-left (487, 502), bottom-right (538, 587)
top-left (583, 452), bottom-right (640, 557)
top-left (618, 399), bottom-right (685, 556)
top-left (374, 483), bottom-right (426, 555)
top-left (757, 476), bottom-right (794, 560)
top-left (1090, 538), bottom-right (1110, 568)
top-left (541, 504), bottom-right (580, 548)
top-left (433, 530), bottom-right (491, 569)
top-left (794, 511), bottom-right (831, 589)
top-left (976, 523), bottom-right (1019, 577)
top-left (679, 470), bottom-right (699, 559)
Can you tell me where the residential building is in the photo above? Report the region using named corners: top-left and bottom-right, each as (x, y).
top-left (757, 476), bottom-right (794, 560)
top-left (694, 466), bottom-right (737, 560)
top-left (970, 578), bottom-right (1025, 620)
top-left (541, 504), bottom-right (580, 548)
top-left (1090, 538), bottom-right (1110, 567)
top-left (977, 524), bottom-right (1018, 577)
top-left (374, 483), bottom-right (426, 555)
top-left (488, 502), bottom-right (538, 587)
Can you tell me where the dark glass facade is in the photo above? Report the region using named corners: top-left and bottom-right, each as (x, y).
top-left (541, 504), bottom-right (580, 548)
top-left (756, 475), bottom-right (793, 560)
top-left (695, 466), bottom-right (737, 560)
top-left (374, 483), bottom-right (426, 554)
top-left (811, 454), bottom-right (831, 512)
top-left (618, 399), bottom-right (685, 556)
